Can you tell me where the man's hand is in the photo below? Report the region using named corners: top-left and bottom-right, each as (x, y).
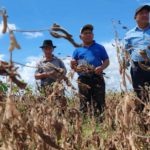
top-left (45, 70), bottom-right (56, 78)
top-left (95, 59), bottom-right (109, 75)
top-left (95, 66), bottom-right (103, 75)
top-left (46, 69), bottom-right (64, 79)
top-left (70, 60), bottom-right (77, 70)
top-left (35, 68), bottom-right (65, 80)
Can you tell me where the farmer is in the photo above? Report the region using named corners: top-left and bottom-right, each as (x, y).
top-left (123, 5), bottom-right (150, 110)
top-left (70, 24), bottom-right (109, 114)
top-left (35, 40), bottom-right (66, 89)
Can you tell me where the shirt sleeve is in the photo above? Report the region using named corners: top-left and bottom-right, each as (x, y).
top-left (35, 61), bottom-right (43, 74)
top-left (59, 60), bottom-right (67, 75)
top-left (100, 45), bottom-right (109, 61)
top-left (124, 38), bottom-right (129, 50)
top-left (72, 49), bottom-right (78, 60)
top-left (123, 33), bottom-right (133, 54)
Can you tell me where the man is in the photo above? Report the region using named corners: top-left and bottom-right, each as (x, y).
top-left (35, 40), bottom-right (66, 88)
top-left (70, 24), bottom-right (109, 114)
top-left (123, 5), bottom-right (150, 109)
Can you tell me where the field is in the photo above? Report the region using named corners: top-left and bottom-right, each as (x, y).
top-left (0, 82), bottom-right (150, 150)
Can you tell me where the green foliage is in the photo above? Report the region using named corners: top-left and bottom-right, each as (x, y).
top-left (0, 80), bottom-right (8, 93)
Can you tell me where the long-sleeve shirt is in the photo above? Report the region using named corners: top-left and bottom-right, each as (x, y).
top-left (124, 25), bottom-right (150, 62)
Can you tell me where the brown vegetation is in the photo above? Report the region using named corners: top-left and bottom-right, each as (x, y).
top-left (0, 83), bottom-right (150, 150)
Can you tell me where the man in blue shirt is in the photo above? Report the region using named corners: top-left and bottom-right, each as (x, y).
top-left (124, 5), bottom-right (150, 110)
top-left (71, 24), bottom-right (109, 115)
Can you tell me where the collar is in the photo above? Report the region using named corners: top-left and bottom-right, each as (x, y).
top-left (83, 40), bottom-right (96, 48)
top-left (42, 55), bottom-right (55, 62)
top-left (134, 24), bottom-right (150, 31)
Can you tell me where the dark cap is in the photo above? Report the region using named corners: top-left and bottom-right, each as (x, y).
top-left (80, 24), bottom-right (94, 33)
top-left (40, 40), bottom-right (56, 48)
top-left (134, 5), bottom-right (150, 18)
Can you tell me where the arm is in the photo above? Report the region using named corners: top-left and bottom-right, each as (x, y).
top-left (35, 72), bottom-right (49, 80)
top-left (59, 59), bottom-right (67, 75)
top-left (35, 63), bottom-right (43, 80)
top-left (35, 59), bottom-right (66, 80)
top-left (70, 59), bottom-right (78, 70)
top-left (95, 45), bottom-right (109, 75)
top-left (95, 59), bottom-right (110, 75)
top-left (34, 62), bottom-right (50, 80)
top-left (70, 49), bottom-right (78, 70)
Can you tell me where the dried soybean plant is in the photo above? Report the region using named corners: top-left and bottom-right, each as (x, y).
top-left (0, 10), bottom-right (150, 150)
top-left (0, 79), bottom-right (150, 149)
top-left (102, 91), bottom-right (150, 150)
top-left (50, 23), bottom-right (82, 48)
top-left (0, 8), bottom-right (26, 90)
top-left (112, 19), bottom-right (132, 92)
top-left (0, 8), bottom-right (8, 34)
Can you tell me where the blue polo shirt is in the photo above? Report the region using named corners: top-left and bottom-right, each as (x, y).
top-left (72, 41), bottom-right (109, 68)
top-left (124, 25), bottom-right (150, 62)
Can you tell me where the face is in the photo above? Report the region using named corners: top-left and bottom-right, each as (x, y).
top-left (42, 46), bottom-right (53, 56)
top-left (135, 9), bottom-right (150, 25)
top-left (80, 29), bottom-right (94, 43)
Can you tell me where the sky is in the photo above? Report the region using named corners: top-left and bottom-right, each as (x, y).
top-left (0, 0), bottom-right (150, 91)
